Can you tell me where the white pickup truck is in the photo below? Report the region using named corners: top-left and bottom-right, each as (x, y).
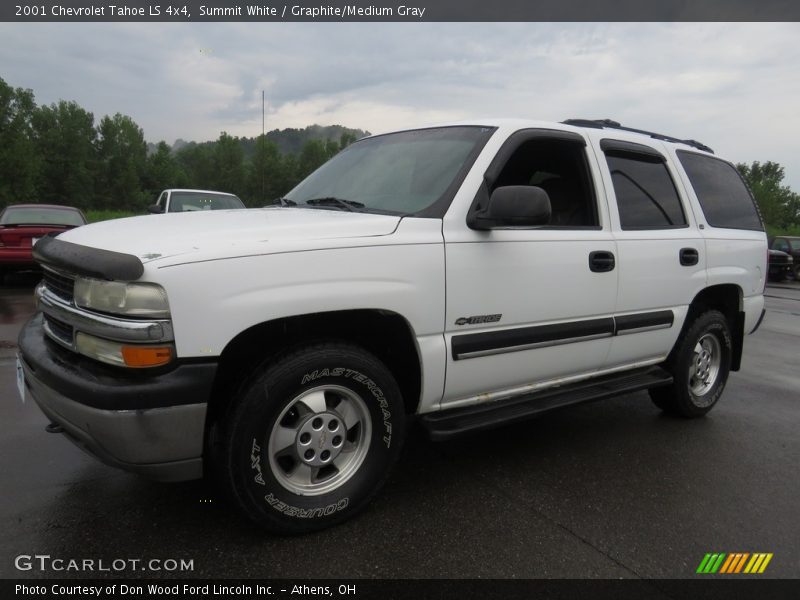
top-left (18, 118), bottom-right (767, 533)
top-left (147, 188), bottom-right (244, 213)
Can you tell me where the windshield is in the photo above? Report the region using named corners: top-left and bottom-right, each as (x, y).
top-left (169, 192), bottom-right (244, 212)
top-left (284, 126), bottom-right (494, 215)
top-left (0, 206), bottom-right (85, 226)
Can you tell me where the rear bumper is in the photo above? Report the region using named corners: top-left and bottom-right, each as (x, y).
top-left (749, 308), bottom-right (767, 335)
top-left (743, 295), bottom-right (765, 335)
top-left (18, 315), bottom-right (216, 481)
top-left (0, 248), bottom-right (36, 268)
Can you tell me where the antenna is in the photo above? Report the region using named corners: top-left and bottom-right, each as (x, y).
top-left (261, 90), bottom-right (265, 203)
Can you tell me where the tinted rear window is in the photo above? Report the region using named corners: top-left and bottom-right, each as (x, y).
top-left (0, 207), bottom-right (85, 226)
top-left (677, 151), bottom-right (763, 231)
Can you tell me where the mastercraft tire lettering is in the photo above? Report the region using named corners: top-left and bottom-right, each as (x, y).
top-left (220, 343), bottom-right (405, 534)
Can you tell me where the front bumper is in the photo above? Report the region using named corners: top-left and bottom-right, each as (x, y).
top-left (768, 263), bottom-right (793, 277)
top-left (18, 315), bottom-right (217, 481)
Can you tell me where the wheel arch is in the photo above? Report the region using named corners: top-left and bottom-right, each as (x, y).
top-left (206, 309), bottom-right (423, 429)
top-left (681, 284), bottom-right (745, 371)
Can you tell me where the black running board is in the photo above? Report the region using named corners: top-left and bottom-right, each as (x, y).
top-left (420, 366), bottom-right (673, 441)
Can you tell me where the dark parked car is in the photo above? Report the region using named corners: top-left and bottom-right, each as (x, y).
top-left (769, 236), bottom-right (800, 280)
top-left (0, 204), bottom-right (86, 280)
top-left (768, 248), bottom-right (793, 282)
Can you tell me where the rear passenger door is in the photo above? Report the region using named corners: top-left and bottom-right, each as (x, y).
top-left (591, 138), bottom-right (706, 368)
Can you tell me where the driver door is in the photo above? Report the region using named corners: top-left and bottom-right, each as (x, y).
top-left (441, 129), bottom-right (618, 408)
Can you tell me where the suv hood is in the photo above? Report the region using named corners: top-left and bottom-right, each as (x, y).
top-left (56, 207), bottom-right (401, 265)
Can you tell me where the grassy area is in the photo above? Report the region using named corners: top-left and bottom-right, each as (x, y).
top-left (85, 209), bottom-right (139, 223)
top-left (766, 225), bottom-right (800, 238)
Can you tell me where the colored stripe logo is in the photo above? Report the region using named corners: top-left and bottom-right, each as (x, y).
top-left (696, 553), bottom-right (773, 574)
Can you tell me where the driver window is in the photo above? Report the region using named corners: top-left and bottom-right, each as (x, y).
top-left (492, 139), bottom-right (599, 227)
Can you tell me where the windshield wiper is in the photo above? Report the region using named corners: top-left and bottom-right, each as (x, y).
top-left (303, 197), bottom-right (366, 212)
top-left (276, 197), bottom-right (297, 206)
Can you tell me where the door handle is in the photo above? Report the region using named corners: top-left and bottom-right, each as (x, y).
top-left (679, 248), bottom-right (699, 266)
top-left (589, 251), bottom-right (615, 273)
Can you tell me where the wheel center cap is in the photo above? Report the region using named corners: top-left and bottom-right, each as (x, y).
top-left (295, 412), bottom-right (345, 467)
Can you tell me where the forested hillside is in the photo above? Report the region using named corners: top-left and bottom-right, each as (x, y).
top-left (0, 76), bottom-right (368, 211)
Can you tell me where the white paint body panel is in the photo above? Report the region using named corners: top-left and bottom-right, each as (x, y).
top-left (58, 208), bottom-right (403, 265)
top-left (52, 119), bottom-right (767, 416)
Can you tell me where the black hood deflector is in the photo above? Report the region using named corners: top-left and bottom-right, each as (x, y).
top-left (34, 235), bottom-right (144, 281)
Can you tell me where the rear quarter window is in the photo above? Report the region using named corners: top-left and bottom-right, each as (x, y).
top-left (677, 151), bottom-right (763, 231)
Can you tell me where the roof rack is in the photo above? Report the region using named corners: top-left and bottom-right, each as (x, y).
top-left (562, 118), bottom-right (714, 154)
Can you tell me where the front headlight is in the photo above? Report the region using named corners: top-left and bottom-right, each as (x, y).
top-left (74, 278), bottom-right (170, 318)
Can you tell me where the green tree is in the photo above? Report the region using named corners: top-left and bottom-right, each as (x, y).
top-left (279, 153), bottom-right (300, 196)
top-left (246, 135), bottom-right (285, 206)
top-left (175, 142), bottom-right (215, 190)
top-left (32, 100), bottom-right (98, 209)
top-left (298, 139), bottom-right (329, 180)
top-left (211, 131), bottom-right (246, 197)
top-left (96, 113), bottom-right (147, 211)
top-left (736, 161), bottom-right (800, 229)
top-left (324, 138), bottom-right (340, 160)
top-left (0, 78), bottom-right (40, 207)
top-left (339, 132), bottom-right (357, 151)
top-left (143, 141), bottom-right (188, 201)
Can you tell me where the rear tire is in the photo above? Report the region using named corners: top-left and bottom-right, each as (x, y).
top-left (218, 342), bottom-right (405, 534)
top-left (650, 310), bottom-right (732, 417)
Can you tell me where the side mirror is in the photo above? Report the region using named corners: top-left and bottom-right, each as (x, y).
top-left (469, 186), bottom-right (551, 230)
top-left (148, 204), bottom-right (164, 214)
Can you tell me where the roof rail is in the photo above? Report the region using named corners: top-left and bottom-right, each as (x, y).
top-left (562, 118), bottom-right (714, 154)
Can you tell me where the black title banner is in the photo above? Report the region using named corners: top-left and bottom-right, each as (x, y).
top-left (5, 579), bottom-right (800, 600)
top-left (3, 0), bottom-right (800, 22)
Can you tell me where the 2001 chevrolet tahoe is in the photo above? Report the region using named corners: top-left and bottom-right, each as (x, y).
top-left (17, 118), bottom-right (767, 533)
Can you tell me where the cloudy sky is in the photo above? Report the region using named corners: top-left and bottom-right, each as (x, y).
top-left (1, 22), bottom-right (799, 189)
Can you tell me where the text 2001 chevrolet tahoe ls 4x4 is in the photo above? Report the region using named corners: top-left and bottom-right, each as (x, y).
top-left (18, 118), bottom-right (767, 533)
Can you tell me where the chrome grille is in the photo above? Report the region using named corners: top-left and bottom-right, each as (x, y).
top-left (43, 314), bottom-right (74, 346)
top-left (42, 268), bottom-right (75, 303)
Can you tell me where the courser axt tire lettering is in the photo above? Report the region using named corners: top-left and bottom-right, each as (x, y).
top-left (219, 342), bottom-right (405, 534)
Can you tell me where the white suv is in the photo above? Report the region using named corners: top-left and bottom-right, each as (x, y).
top-left (18, 118), bottom-right (767, 533)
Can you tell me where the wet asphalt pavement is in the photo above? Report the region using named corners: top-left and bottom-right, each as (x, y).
top-left (1, 272), bottom-right (798, 580)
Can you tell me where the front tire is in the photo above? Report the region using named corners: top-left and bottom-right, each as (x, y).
top-left (219, 342), bottom-right (405, 534)
top-left (650, 310), bottom-right (732, 417)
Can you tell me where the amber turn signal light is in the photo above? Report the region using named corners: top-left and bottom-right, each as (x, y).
top-left (121, 345), bottom-right (173, 368)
